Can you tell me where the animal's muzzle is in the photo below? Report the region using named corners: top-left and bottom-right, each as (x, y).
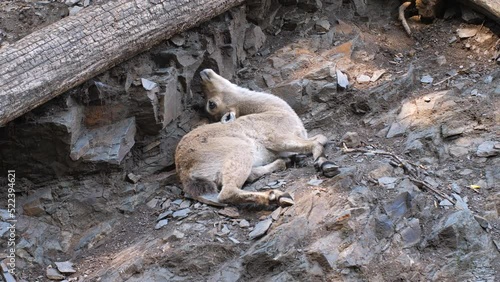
top-left (200, 69), bottom-right (211, 81)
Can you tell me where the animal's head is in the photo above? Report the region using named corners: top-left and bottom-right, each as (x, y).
top-left (200, 69), bottom-right (239, 123)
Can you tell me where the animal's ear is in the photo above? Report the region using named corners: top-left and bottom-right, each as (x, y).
top-left (221, 111), bottom-right (236, 124)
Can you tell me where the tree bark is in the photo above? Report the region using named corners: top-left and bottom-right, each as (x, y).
top-left (0, 0), bottom-right (245, 126)
top-left (458, 0), bottom-right (500, 24)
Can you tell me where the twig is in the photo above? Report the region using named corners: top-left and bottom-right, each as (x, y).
top-left (477, 20), bottom-right (485, 34)
top-left (399, 2), bottom-right (412, 36)
top-left (433, 73), bottom-right (458, 86)
top-left (342, 144), bottom-right (417, 178)
top-left (409, 177), bottom-right (455, 204)
top-left (342, 144), bottom-right (455, 204)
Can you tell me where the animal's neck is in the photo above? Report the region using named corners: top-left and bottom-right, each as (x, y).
top-left (232, 86), bottom-right (293, 116)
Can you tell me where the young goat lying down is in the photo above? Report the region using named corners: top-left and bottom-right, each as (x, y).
top-left (175, 69), bottom-right (339, 207)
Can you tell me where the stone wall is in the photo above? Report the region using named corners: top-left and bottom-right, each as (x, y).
top-left (0, 3), bottom-right (274, 183)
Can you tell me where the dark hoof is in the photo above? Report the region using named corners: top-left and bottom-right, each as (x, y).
top-left (321, 161), bottom-right (340, 178)
top-left (282, 157), bottom-right (293, 169)
top-left (291, 154), bottom-right (308, 168)
top-left (278, 193), bottom-right (294, 207)
top-left (196, 193), bottom-right (227, 207)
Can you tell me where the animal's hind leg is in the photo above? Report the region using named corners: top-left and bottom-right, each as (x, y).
top-left (218, 154), bottom-right (293, 206)
top-left (307, 134), bottom-right (340, 177)
top-left (265, 135), bottom-right (340, 177)
top-left (219, 184), bottom-right (293, 207)
top-left (247, 158), bottom-right (288, 183)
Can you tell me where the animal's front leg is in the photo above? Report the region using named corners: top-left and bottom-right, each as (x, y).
top-left (218, 184), bottom-right (294, 207)
top-left (308, 134), bottom-right (340, 178)
top-left (247, 158), bottom-right (289, 183)
top-left (266, 135), bottom-right (340, 178)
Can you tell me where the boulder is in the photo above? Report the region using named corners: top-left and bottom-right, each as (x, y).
top-left (272, 79), bottom-right (311, 114)
top-left (70, 117), bottom-right (136, 165)
top-left (476, 141), bottom-right (499, 157)
top-left (244, 24), bottom-right (266, 55)
top-left (297, 0), bottom-right (322, 12)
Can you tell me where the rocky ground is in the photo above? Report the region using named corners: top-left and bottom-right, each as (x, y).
top-left (0, 0), bottom-right (499, 281)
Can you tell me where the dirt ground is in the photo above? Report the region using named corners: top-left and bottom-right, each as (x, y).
top-left (1, 0), bottom-right (499, 281)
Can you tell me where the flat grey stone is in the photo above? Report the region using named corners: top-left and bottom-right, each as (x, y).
top-left (473, 215), bottom-right (490, 230)
top-left (400, 218), bottom-right (421, 248)
top-left (54, 261), bottom-right (76, 274)
top-left (249, 218), bottom-right (272, 239)
top-left (244, 24), bottom-right (266, 55)
top-left (172, 208), bottom-right (191, 219)
top-left (172, 199), bottom-right (183, 205)
top-left (271, 207), bottom-right (282, 221)
top-left (336, 69), bottom-right (349, 89)
top-left (170, 34), bottom-right (185, 47)
top-left (179, 200), bottom-right (191, 209)
top-left (386, 122), bottom-right (407, 138)
top-left (439, 199), bottom-right (453, 206)
top-left (239, 219), bottom-right (250, 228)
top-left (457, 27), bottom-right (478, 38)
top-left (46, 267), bottom-right (65, 280)
top-left (0, 222), bottom-right (11, 238)
top-left (378, 177), bottom-right (398, 189)
top-left (384, 192), bottom-right (411, 221)
top-left (370, 69), bottom-right (386, 82)
top-left (65, 0), bottom-right (80, 6)
top-left (307, 179), bottom-right (323, 186)
top-left (218, 207), bottom-right (240, 218)
top-left (220, 225), bottom-right (231, 235)
top-left (170, 230), bottom-right (185, 240)
top-left (127, 173), bottom-right (141, 184)
top-left (315, 19), bottom-right (330, 33)
top-left (155, 219), bottom-right (169, 230)
top-left (476, 141), bottom-right (499, 157)
top-left (420, 75), bottom-right (433, 84)
top-left (70, 117), bottom-right (136, 165)
top-left (441, 123), bottom-right (466, 138)
top-left (452, 193), bottom-right (469, 211)
top-left (156, 210), bottom-right (173, 221)
top-left (141, 78), bottom-right (158, 91)
top-left (0, 209), bottom-right (10, 221)
top-left (356, 74), bottom-right (371, 84)
top-left (69, 6), bottom-right (83, 15)
top-left (341, 131), bottom-right (361, 148)
top-left (449, 146), bottom-right (468, 157)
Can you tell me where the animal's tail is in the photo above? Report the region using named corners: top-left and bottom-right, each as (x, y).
top-left (183, 177), bottom-right (218, 197)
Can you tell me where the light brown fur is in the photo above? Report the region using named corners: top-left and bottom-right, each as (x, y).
top-left (175, 69), bottom-right (338, 207)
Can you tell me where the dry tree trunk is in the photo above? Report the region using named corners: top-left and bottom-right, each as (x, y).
top-left (0, 0), bottom-right (245, 126)
top-left (458, 0), bottom-right (500, 24)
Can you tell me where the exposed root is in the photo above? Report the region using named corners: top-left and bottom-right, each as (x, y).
top-left (399, 2), bottom-right (412, 36)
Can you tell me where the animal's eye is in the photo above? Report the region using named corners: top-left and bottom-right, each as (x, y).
top-left (208, 101), bottom-right (217, 110)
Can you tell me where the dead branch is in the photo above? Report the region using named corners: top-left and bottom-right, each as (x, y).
top-left (342, 144), bottom-right (418, 178)
top-left (0, 0), bottom-right (245, 126)
top-left (342, 144), bottom-right (455, 204)
top-left (433, 73), bottom-right (458, 86)
top-left (409, 177), bottom-right (455, 204)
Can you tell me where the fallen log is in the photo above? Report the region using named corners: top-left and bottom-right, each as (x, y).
top-left (458, 0), bottom-right (500, 24)
top-left (0, 0), bottom-right (245, 126)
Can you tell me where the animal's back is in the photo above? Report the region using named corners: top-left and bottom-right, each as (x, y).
top-left (175, 117), bottom-right (282, 197)
top-left (175, 69), bottom-right (335, 206)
